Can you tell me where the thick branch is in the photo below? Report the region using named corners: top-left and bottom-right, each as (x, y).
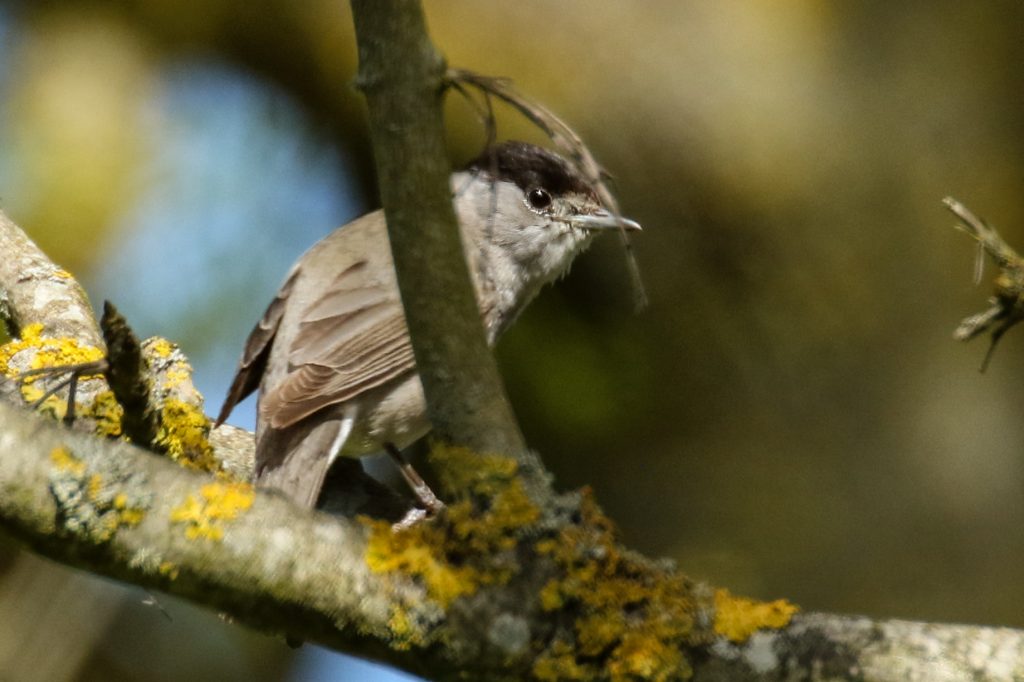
top-left (349, 1), bottom-right (529, 466)
top-left (696, 613), bottom-right (1024, 681)
top-left (4, 402), bottom-right (1024, 681)
top-left (0, 400), bottom-right (429, 675)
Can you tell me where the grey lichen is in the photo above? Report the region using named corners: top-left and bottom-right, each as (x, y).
top-left (487, 613), bottom-right (531, 658)
top-left (48, 444), bottom-right (151, 542)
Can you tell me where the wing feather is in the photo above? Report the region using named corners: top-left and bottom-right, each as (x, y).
top-left (260, 260), bottom-right (416, 429)
top-left (215, 267), bottom-right (300, 426)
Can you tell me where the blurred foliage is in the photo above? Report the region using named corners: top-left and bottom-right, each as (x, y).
top-left (1, 10), bottom-right (156, 272)
top-left (2, 2), bottom-right (1024, 681)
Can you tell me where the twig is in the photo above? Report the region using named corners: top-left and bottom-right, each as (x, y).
top-left (20, 360), bottom-right (108, 424)
top-left (943, 196), bottom-right (1024, 369)
top-left (0, 211), bottom-right (118, 431)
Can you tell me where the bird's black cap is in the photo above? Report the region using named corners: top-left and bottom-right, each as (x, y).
top-left (465, 141), bottom-right (596, 199)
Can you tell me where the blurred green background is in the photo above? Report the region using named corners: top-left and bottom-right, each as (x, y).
top-left (1, 2), bottom-right (1023, 681)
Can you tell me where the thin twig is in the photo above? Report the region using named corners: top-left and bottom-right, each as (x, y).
top-left (943, 196), bottom-right (1024, 369)
top-left (943, 196), bottom-right (1022, 270)
top-left (19, 360), bottom-right (109, 421)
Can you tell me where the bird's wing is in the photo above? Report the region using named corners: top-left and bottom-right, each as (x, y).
top-left (215, 266), bottom-right (300, 427)
top-left (259, 259), bottom-right (416, 429)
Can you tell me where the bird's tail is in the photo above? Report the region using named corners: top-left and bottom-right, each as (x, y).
top-left (254, 413), bottom-right (354, 509)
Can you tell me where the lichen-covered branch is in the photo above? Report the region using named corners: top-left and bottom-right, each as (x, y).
top-left (0, 400), bottom-right (422, 672)
top-left (0, 210), bottom-right (120, 435)
top-left (3, 399), bottom-right (1024, 681)
top-left (696, 612), bottom-right (1024, 681)
top-left (0, 211), bottom-right (103, 344)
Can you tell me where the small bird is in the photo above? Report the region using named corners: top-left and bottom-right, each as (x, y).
top-left (216, 141), bottom-right (640, 510)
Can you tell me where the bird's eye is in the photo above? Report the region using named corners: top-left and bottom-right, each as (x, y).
top-left (527, 188), bottom-right (552, 211)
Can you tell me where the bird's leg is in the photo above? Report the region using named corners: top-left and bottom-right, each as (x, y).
top-left (385, 442), bottom-right (445, 516)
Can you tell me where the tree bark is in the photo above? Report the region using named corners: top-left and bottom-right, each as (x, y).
top-left (349, 1), bottom-right (530, 468)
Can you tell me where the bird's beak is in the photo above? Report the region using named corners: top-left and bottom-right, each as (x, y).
top-left (568, 210), bottom-right (642, 232)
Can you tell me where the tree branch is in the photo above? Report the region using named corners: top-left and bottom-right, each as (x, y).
top-left (6, 400), bottom-right (1024, 681)
top-left (0, 211), bottom-right (115, 434)
top-left (0, 400), bottom-right (424, 673)
top-left (349, 1), bottom-right (532, 475)
top-left (0, 211), bottom-right (103, 345)
top-left (943, 197), bottom-right (1024, 370)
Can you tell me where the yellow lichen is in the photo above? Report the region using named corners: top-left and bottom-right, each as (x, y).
top-left (0, 323), bottom-right (123, 436)
top-left (88, 390), bottom-right (125, 438)
top-left (170, 481), bottom-right (254, 541)
top-left (712, 589), bottom-right (798, 643)
top-left (87, 473), bottom-right (103, 501)
top-left (84, 475), bottom-right (146, 537)
top-left (386, 606), bottom-right (427, 651)
top-left (158, 561), bottom-right (180, 580)
top-left (532, 640), bottom-right (592, 681)
top-left (113, 492), bottom-right (147, 526)
top-left (49, 446), bottom-right (86, 476)
top-left (363, 444), bottom-right (541, 644)
top-left (364, 475), bottom-right (537, 607)
top-left (139, 338), bottom-right (216, 469)
top-left (81, 507), bottom-right (143, 540)
top-left (365, 517), bottom-right (483, 606)
top-left (428, 444), bottom-right (520, 497)
top-left (533, 491), bottom-right (696, 682)
top-left (0, 322), bottom-right (104, 380)
top-left (153, 398), bottom-right (218, 472)
top-left (147, 337), bottom-right (175, 358)
top-left (48, 446), bottom-right (147, 541)
top-left (365, 446), bottom-right (702, 677)
top-left (608, 632), bottom-right (688, 681)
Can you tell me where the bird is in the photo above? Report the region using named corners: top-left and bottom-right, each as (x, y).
top-left (215, 141), bottom-right (640, 511)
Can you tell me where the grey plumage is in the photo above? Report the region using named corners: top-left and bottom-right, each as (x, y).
top-left (216, 141), bottom-right (639, 509)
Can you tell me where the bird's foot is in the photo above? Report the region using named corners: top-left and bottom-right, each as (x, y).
top-left (392, 506), bottom-right (429, 531)
top-left (386, 442), bottom-right (446, 531)
top-left (391, 496), bottom-right (447, 531)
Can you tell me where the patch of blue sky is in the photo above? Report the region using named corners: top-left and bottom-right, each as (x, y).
top-left (288, 644), bottom-right (423, 682)
top-left (90, 61), bottom-right (361, 428)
